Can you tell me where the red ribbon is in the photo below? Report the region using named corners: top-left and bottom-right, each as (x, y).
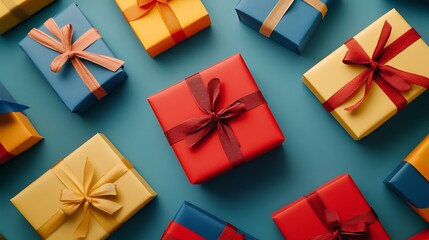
top-left (305, 192), bottom-right (378, 240)
top-left (0, 142), bottom-right (14, 165)
top-left (323, 21), bottom-right (429, 112)
top-left (161, 221), bottom-right (244, 240)
top-left (165, 74), bottom-right (266, 165)
top-left (122, 0), bottom-right (187, 44)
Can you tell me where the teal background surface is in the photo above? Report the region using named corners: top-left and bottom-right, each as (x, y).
top-left (0, 0), bottom-right (428, 239)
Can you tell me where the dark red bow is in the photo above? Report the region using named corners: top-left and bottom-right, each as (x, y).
top-left (306, 192), bottom-right (378, 240)
top-left (165, 74), bottom-right (265, 165)
top-left (323, 21), bottom-right (429, 112)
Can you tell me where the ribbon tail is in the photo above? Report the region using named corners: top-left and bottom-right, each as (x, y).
top-left (217, 122), bottom-right (243, 165)
top-left (74, 203), bottom-right (91, 238)
top-left (70, 58), bottom-right (108, 100)
top-left (382, 65), bottom-right (429, 89)
top-left (76, 51), bottom-right (124, 72)
top-left (344, 70), bottom-right (373, 111)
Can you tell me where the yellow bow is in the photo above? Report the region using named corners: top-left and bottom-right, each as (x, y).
top-left (59, 159), bottom-right (122, 238)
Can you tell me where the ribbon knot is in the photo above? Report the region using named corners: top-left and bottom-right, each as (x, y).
top-left (322, 21), bottom-right (429, 112)
top-left (28, 18), bottom-right (125, 100)
top-left (59, 159), bottom-right (122, 238)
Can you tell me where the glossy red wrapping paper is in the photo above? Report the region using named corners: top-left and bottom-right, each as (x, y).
top-left (148, 53), bottom-right (284, 184)
top-left (272, 174), bottom-right (390, 239)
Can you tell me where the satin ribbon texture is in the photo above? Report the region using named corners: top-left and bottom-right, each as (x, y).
top-left (122, 0), bottom-right (187, 43)
top-left (28, 18), bottom-right (125, 100)
top-left (259, 0), bottom-right (328, 37)
top-left (305, 192), bottom-right (378, 240)
top-left (323, 21), bottom-right (429, 112)
top-left (165, 74), bottom-right (266, 165)
top-left (36, 158), bottom-right (130, 239)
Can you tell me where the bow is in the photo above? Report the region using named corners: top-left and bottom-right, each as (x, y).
top-left (323, 21), bottom-right (429, 112)
top-left (259, 0), bottom-right (328, 37)
top-left (122, 0), bottom-right (186, 44)
top-left (165, 74), bottom-right (266, 165)
top-left (59, 159), bottom-right (122, 238)
top-left (306, 192), bottom-right (378, 240)
top-left (28, 18), bottom-right (125, 100)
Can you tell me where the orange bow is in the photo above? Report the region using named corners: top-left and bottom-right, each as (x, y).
top-left (28, 18), bottom-right (125, 100)
top-left (59, 159), bottom-right (122, 238)
top-left (122, 0), bottom-right (186, 44)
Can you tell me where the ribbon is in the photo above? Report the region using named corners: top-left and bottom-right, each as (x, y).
top-left (36, 158), bottom-right (132, 238)
top-left (0, 143), bottom-right (14, 165)
top-left (259, 0), bottom-right (328, 37)
top-left (305, 192), bottom-right (378, 240)
top-left (0, 99), bottom-right (28, 115)
top-left (164, 74), bottom-right (266, 165)
top-left (122, 0), bottom-right (187, 44)
top-left (323, 21), bottom-right (429, 112)
top-left (28, 18), bottom-right (125, 100)
top-left (1, 0), bottom-right (30, 21)
top-left (161, 221), bottom-right (245, 240)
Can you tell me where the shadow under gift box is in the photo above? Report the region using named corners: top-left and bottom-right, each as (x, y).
top-left (148, 53), bottom-right (284, 184)
top-left (11, 133), bottom-right (156, 240)
top-left (162, 201), bottom-right (257, 240)
top-left (303, 9), bottom-right (429, 140)
top-left (115, 0), bottom-right (211, 57)
top-left (0, 82), bottom-right (42, 165)
top-left (20, 3), bottom-right (127, 113)
top-left (235, 0), bottom-right (333, 54)
top-left (0, 0), bottom-right (54, 35)
top-left (385, 134), bottom-right (429, 223)
top-left (409, 229), bottom-right (429, 240)
top-left (272, 174), bottom-right (390, 239)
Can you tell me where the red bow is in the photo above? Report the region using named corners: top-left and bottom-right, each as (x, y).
top-left (323, 21), bottom-right (429, 112)
top-left (165, 74), bottom-right (265, 165)
top-left (306, 192), bottom-right (378, 240)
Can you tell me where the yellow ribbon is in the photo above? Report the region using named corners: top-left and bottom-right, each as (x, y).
top-left (259, 0), bottom-right (328, 38)
top-left (405, 134), bottom-right (429, 182)
top-left (1, 0), bottom-right (29, 20)
top-left (37, 158), bottom-right (132, 238)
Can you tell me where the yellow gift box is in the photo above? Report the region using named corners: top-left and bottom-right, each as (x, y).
top-left (303, 9), bottom-right (429, 140)
top-left (115, 0), bottom-right (211, 57)
top-left (0, 0), bottom-right (54, 34)
top-left (0, 112), bottom-right (42, 164)
top-left (11, 133), bottom-right (157, 240)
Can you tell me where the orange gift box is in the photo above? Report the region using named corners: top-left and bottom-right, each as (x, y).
top-left (0, 83), bottom-right (42, 164)
top-left (148, 53), bottom-right (284, 184)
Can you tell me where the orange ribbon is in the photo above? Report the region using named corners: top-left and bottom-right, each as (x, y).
top-left (260, 0), bottom-right (328, 38)
top-left (28, 18), bottom-right (125, 100)
top-left (122, 0), bottom-right (187, 43)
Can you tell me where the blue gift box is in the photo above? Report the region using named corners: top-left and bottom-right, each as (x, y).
top-left (0, 82), bottom-right (29, 115)
top-left (162, 201), bottom-right (257, 240)
top-left (20, 3), bottom-right (127, 113)
top-left (235, 0), bottom-right (333, 54)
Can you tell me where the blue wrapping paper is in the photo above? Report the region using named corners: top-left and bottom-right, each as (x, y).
top-left (19, 3), bottom-right (127, 113)
top-left (235, 0), bottom-right (333, 54)
top-left (0, 82), bottom-right (29, 115)
top-left (165, 201), bottom-right (257, 240)
top-left (384, 162), bottom-right (429, 209)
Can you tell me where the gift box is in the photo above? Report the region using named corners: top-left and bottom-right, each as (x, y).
top-left (409, 230), bottom-right (429, 240)
top-left (303, 9), bottom-right (429, 140)
top-left (384, 134), bottom-right (429, 223)
top-left (20, 4), bottom-right (128, 113)
top-left (11, 133), bottom-right (156, 239)
top-left (148, 53), bottom-right (284, 184)
top-left (161, 201), bottom-right (257, 240)
top-left (0, 0), bottom-right (54, 34)
top-left (0, 82), bottom-right (42, 165)
top-left (235, 0), bottom-right (333, 54)
top-left (272, 174), bottom-right (390, 239)
top-left (115, 0), bottom-right (211, 57)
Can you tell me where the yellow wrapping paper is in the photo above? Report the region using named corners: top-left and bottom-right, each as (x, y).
top-left (303, 9), bottom-right (429, 140)
top-left (11, 133), bottom-right (157, 240)
top-left (0, 112), bottom-right (42, 156)
top-left (115, 0), bottom-right (211, 57)
top-left (0, 0), bottom-right (54, 34)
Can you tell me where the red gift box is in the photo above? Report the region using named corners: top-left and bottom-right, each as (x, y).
top-left (148, 53), bottom-right (284, 184)
top-left (409, 230), bottom-right (429, 240)
top-left (272, 174), bottom-right (390, 239)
